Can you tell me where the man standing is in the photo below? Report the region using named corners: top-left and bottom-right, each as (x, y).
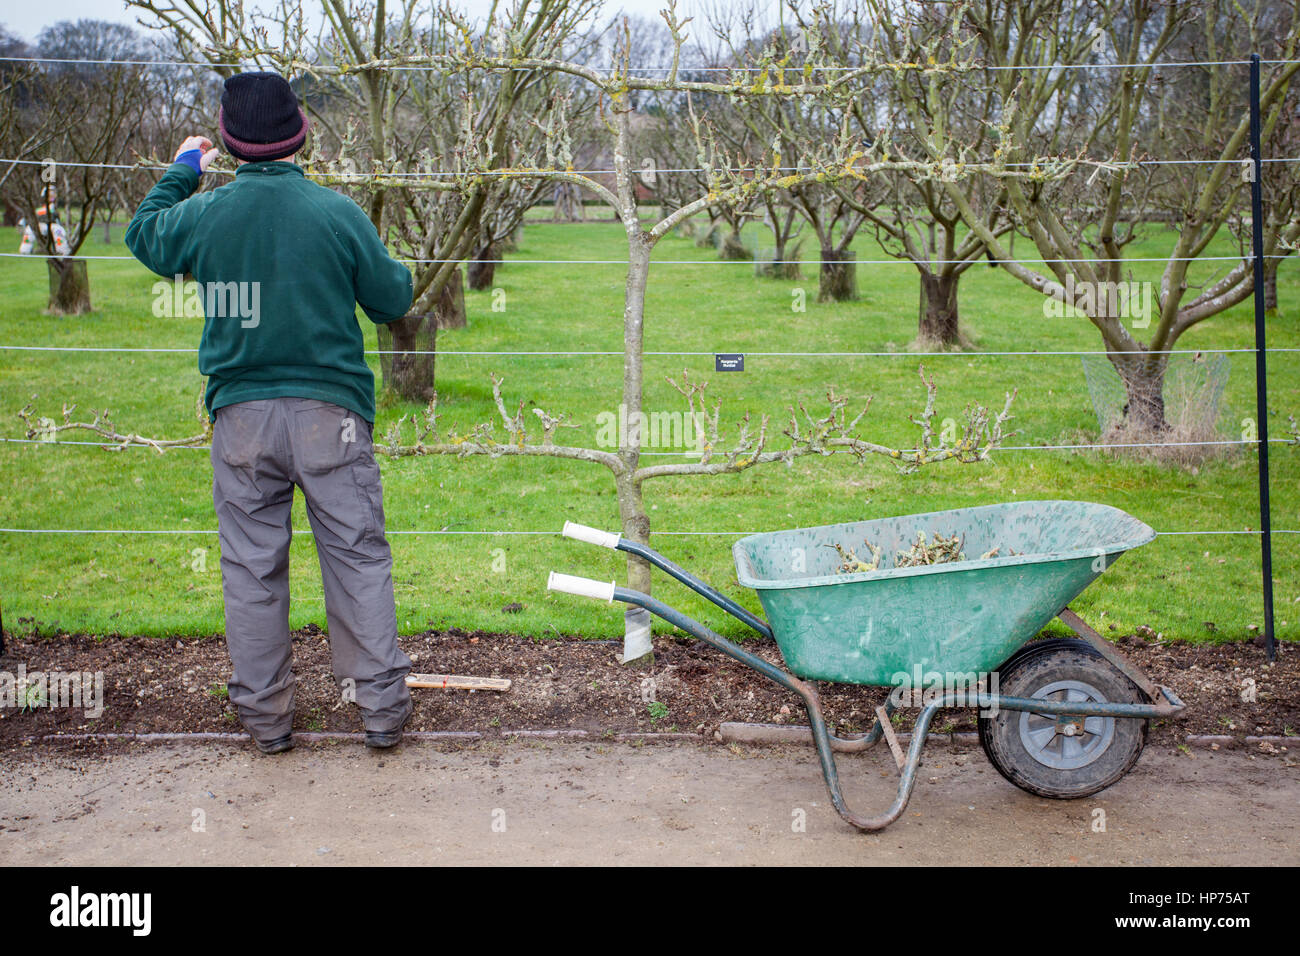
top-left (126, 72), bottom-right (415, 753)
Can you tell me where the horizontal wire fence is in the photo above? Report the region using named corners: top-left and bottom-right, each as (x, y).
top-left (2, 344), bottom-right (1294, 456)
top-left (0, 52), bottom-right (1294, 589)
top-left (1, 308), bottom-right (1293, 506)
top-left (1, 327), bottom-right (1292, 509)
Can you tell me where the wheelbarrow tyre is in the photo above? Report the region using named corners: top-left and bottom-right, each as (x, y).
top-left (978, 638), bottom-right (1147, 800)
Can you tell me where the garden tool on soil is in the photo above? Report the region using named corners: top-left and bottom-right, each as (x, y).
top-left (405, 673), bottom-right (511, 692)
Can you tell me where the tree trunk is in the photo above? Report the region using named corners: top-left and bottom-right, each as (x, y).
top-left (616, 472), bottom-right (653, 670)
top-left (695, 223), bottom-right (720, 248)
top-left (3, 200), bottom-right (19, 227)
top-left (376, 269), bottom-right (465, 400)
top-left (467, 242), bottom-right (500, 290)
top-left (755, 240), bottom-right (801, 279)
top-left (988, 229), bottom-right (1012, 267)
top-left (552, 183), bottom-right (583, 222)
top-left (376, 315), bottom-right (437, 402)
top-left (917, 271), bottom-right (960, 346)
top-left (46, 259), bottom-right (91, 315)
top-left (617, 219), bottom-right (654, 667)
top-left (718, 229), bottom-right (751, 260)
top-left (1112, 354), bottom-right (1170, 433)
top-left (1264, 267), bottom-right (1278, 313)
top-left (818, 248), bottom-right (857, 302)
top-left (434, 266), bottom-right (467, 330)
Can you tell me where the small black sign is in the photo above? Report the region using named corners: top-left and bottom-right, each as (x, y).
top-left (715, 353), bottom-right (744, 372)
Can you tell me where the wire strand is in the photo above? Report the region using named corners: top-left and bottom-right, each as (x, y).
top-left (2, 436), bottom-right (1293, 453)
top-left (2, 54), bottom-right (1296, 72)
top-left (1, 345), bottom-right (1296, 357)
top-left (0, 526), bottom-right (1291, 536)
top-left (3, 252), bottom-right (1292, 265)
top-left (7, 155), bottom-right (1299, 175)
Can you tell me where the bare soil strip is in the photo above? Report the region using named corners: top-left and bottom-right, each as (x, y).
top-left (1, 629), bottom-right (1296, 748)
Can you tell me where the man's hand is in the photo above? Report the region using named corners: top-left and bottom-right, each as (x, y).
top-left (173, 136), bottom-right (220, 174)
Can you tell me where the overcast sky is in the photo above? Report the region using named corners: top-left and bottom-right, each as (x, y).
top-left (4, 0), bottom-right (692, 44)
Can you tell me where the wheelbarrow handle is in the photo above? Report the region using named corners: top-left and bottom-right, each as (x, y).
top-left (545, 571), bottom-right (616, 603)
top-left (562, 521), bottom-right (621, 549)
top-left (558, 520), bottom-right (774, 640)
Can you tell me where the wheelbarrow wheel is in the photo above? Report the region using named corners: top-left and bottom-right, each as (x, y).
top-left (978, 638), bottom-right (1147, 800)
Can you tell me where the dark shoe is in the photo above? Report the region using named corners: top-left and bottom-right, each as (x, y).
top-left (254, 732), bottom-right (294, 755)
top-left (364, 713), bottom-right (410, 750)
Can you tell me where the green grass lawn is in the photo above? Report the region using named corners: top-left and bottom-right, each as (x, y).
top-left (0, 211), bottom-right (1296, 645)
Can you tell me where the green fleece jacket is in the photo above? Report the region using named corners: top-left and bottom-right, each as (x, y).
top-left (125, 161), bottom-right (413, 422)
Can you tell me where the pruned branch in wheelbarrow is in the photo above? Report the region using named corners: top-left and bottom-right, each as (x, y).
top-left (16, 389), bottom-right (212, 453)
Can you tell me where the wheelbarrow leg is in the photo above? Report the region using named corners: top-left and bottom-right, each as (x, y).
top-left (800, 683), bottom-right (949, 832)
top-left (593, 584), bottom-right (937, 833)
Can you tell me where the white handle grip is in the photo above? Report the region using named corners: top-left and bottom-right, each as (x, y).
top-left (562, 521), bottom-right (621, 550)
top-left (546, 571), bottom-right (617, 602)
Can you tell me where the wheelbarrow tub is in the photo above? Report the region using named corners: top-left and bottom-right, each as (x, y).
top-left (732, 500), bottom-right (1155, 686)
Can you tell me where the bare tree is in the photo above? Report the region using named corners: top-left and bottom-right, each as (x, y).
top-left (754, 187), bottom-right (805, 277)
top-left (1, 23), bottom-right (153, 313)
top-left (832, 0), bottom-right (1012, 346)
top-left (920, 0), bottom-right (1300, 431)
top-left (35, 19), bottom-right (150, 65)
top-left (0, 26), bottom-right (38, 225)
top-left (701, 2), bottom-right (870, 299)
top-left (464, 176), bottom-right (546, 290)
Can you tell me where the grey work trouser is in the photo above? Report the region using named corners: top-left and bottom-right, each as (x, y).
top-left (211, 397), bottom-right (412, 740)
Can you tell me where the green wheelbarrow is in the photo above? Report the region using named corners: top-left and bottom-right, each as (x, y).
top-left (547, 500), bottom-right (1185, 832)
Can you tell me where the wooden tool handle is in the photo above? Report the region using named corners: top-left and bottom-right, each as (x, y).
top-left (405, 673), bottom-right (512, 692)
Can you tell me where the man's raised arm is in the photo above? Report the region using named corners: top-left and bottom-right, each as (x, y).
top-left (125, 136), bottom-right (220, 278)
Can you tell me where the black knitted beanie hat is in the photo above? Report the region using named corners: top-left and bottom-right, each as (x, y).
top-left (218, 72), bottom-right (309, 162)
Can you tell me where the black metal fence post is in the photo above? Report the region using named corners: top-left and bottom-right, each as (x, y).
top-left (1249, 53), bottom-right (1276, 662)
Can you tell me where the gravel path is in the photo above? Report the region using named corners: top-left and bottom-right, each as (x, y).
top-left (2, 738), bottom-right (1296, 865)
